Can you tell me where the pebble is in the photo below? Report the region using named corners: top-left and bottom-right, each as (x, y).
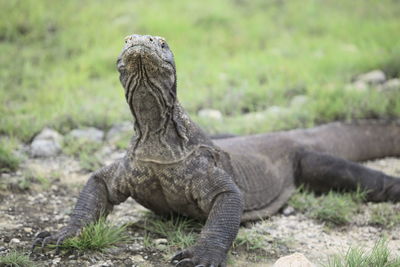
top-left (9, 238), bottom-right (20, 246)
top-left (130, 255), bottom-right (145, 263)
top-left (282, 206), bottom-right (295, 216)
top-left (128, 243), bottom-right (143, 252)
top-left (154, 238), bottom-right (168, 245)
top-left (52, 257), bottom-right (61, 265)
top-left (355, 69), bottom-right (386, 85)
top-left (23, 227), bottom-right (32, 233)
top-left (273, 252), bottom-right (315, 267)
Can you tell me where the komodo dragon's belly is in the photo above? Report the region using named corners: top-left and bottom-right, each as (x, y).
top-left (228, 153), bottom-right (296, 221)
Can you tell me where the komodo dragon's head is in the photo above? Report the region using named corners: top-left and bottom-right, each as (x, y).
top-left (116, 34), bottom-right (177, 111)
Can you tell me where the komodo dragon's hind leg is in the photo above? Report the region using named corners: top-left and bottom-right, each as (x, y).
top-left (295, 149), bottom-right (400, 202)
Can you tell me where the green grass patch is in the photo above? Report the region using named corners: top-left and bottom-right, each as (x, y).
top-left (368, 203), bottom-right (400, 229)
top-left (0, 139), bottom-right (20, 173)
top-left (289, 188), bottom-right (366, 226)
top-left (325, 239), bottom-right (400, 267)
top-left (1, 0), bottom-right (400, 141)
top-left (233, 229), bottom-right (265, 251)
top-left (135, 214), bottom-right (202, 250)
top-left (0, 250), bottom-right (36, 267)
top-left (58, 217), bottom-right (129, 252)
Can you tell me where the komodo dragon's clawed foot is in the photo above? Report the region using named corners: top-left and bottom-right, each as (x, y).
top-left (31, 226), bottom-right (79, 254)
top-left (171, 246), bottom-right (226, 267)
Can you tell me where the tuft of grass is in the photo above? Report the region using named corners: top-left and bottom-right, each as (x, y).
top-left (233, 229), bottom-right (265, 251)
top-left (325, 239), bottom-right (400, 267)
top-left (368, 203), bottom-right (400, 228)
top-left (135, 214), bottom-right (202, 250)
top-left (0, 250), bottom-right (36, 267)
top-left (58, 217), bottom-right (129, 252)
top-left (289, 188), bottom-right (365, 226)
top-left (0, 139), bottom-right (20, 173)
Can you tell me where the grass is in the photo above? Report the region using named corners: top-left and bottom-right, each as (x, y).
top-left (233, 229), bottom-right (265, 251)
top-left (1, 0), bottom-right (400, 143)
top-left (62, 136), bottom-right (102, 172)
top-left (0, 250), bottom-right (36, 267)
top-left (368, 203), bottom-right (400, 228)
top-left (0, 138), bottom-right (20, 173)
top-left (134, 214), bottom-right (202, 250)
top-left (325, 239), bottom-right (400, 267)
top-left (58, 217), bottom-right (129, 252)
top-left (289, 188), bottom-right (366, 226)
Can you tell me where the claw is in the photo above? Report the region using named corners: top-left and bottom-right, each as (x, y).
top-left (55, 236), bottom-right (66, 255)
top-left (176, 258), bottom-right (195, 267)
top-left (41, 236), bottom-right (52, 252)
top-left (171, 250), bottom-right (192, 263)
top-left (31, 231), bottom-right (51, 252)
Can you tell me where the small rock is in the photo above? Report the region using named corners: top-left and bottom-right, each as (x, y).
top-left (0, 247), bottom-right (7, 252)
top-left (31, 128), bottom-right (64, 157)
top-left (69, 127), bottom-right (104, 143)
top-left (273, 253), bottom-right (315, 267)
top-left (9, 238), bottom-right (20, 246)
top-left (128, 243), bottom-right (143, 252)
top-left (355, 70), bottom-right (386, 85)
top-left (282, 206), bottom-right (295, 216)
top-left (52, 257), bottom-right (61, 265)
top-left (23, 227), bottom-right (32, 233)
top-left (130, 255), bottom-right (145, 263)
top-left (198, 109), bottom-right (223, 121)
top-left (106, 121), bottom-right (132, 143)
top-left (35, 128), bottom-right (63, 143)
top-left (381, 78), bottom-right (400, 91)
top-left (154, 238), bottom-right (168, 245)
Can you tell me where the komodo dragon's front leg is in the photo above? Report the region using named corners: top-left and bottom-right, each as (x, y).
top-left (32, 161), bottom-right (130, 252)
top-left (172, 168), bottom-right (244, 267)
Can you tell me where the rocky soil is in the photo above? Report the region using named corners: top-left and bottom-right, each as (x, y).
top-left (0, 123), bottom-right (400, 267)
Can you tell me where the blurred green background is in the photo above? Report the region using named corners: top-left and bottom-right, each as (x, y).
top-left (1, 0), bottom-right (400, 142)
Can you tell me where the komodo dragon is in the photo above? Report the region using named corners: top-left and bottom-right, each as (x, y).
top-left (32, 34), bottom-right (400, 266)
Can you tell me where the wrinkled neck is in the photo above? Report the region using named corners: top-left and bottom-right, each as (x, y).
top-left (127, 81), bottom-right (197, 162)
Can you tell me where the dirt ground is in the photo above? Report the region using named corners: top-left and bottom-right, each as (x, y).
top-left (1, 144), bottom-right (400, 267)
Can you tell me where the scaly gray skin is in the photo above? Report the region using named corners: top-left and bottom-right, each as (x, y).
top-left (32, 35), bottom-right (400, 266)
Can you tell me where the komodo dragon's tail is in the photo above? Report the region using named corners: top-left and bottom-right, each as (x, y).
top-left (295, 119), bottom-right (400, 162)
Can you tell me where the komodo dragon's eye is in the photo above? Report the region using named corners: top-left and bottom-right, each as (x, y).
top-left (161, 42), bottom-right (166, 49)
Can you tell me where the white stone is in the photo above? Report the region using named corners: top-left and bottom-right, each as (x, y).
top-left (30, 128), bottom-right (63, 157)
top-left (31, 139), bottom-right (61, 157)
top-left (382, 78), bottom-right (400, 91)
top-left (356, 70), bottom-right (386, 85)
top-left (198, 109), bottom-right (223, 121)
top-left (69, 127), bottom-right (104, 143)
top-left (34, 128), bottom-right (63, 143)
top-left (130, 255), bottom-right (145, 262)
top-left (9, 238), bottom-right (20, 246)
top-left (273, 253), bottom-right (315, 267)
top-left (154, 238), bottom-right (168, 245)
